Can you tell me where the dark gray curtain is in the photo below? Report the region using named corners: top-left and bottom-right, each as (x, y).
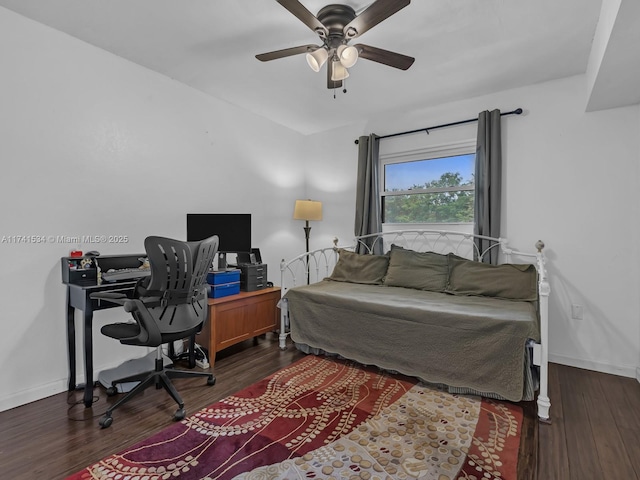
top-left (354, 134), bottom-right (383, 254)
top-left (474, 109), bottom-right (502, 264)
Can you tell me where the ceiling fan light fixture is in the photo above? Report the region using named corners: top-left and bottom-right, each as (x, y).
top-left (257, 1), bottom-right (415, 89)
top-left (337, 45), bottom-right (358, 68)
top-left (306, 47), bottom-right (328, 72)
top-left (331, 60), bottom-right (350, 81)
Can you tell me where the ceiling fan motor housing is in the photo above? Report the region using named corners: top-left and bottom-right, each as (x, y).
top-left (317, 4), bottom-right (357, 48)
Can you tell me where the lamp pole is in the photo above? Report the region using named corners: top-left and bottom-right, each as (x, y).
top-left (303, 220), bottom-right (311, 284)
top-left (303, 220), bottom-right (311, 255)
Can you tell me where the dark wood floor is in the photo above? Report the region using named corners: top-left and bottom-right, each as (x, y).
top-left (1, 335), bottom-right (638, 479)
top-left (538, 361), bottom-right (640, 479)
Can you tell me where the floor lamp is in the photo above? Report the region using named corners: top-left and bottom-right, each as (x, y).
top-left (293, 199), bottom-right (323, 284)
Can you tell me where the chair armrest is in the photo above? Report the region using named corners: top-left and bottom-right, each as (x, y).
top-left (121, 298), bottom-right (163, 345)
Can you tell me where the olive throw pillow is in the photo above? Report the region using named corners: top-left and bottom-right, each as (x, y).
top-left (328, 249), bottom-right (389, 285)
top-left (383, 245), bottom-right (449, 292)
top-left (446, 255), bottom-right (538, 301)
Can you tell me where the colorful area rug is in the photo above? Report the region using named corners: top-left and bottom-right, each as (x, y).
top-left (67, 355), bottom-right (524, 480)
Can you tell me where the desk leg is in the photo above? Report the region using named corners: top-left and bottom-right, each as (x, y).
top-left (189, 335), bottom-right (196, 369)
top-left (83, 309), bottom-right (94, 407)
top-left (67, 289), bottom-right (76, 392)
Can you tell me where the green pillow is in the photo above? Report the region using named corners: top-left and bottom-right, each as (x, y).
top-left (446, 254), bottom-right (538, 301)
top-left (383, 245), bottom-right (449, 292)
top-left (328, 249), bottom-right (389, 285)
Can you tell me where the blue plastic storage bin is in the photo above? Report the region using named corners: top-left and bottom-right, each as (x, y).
top-left (207, 269), bottom-right (240, 285)
top-left (209, 282), bottom-right (240, 298)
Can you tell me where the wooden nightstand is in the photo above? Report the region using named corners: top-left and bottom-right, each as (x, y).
top-left (198, 286), bottom-right (280, 367)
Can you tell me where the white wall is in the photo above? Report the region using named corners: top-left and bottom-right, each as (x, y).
top-left (2, 7), bottom-right (639, 412)
top-left (300, 124), bottom-right (367, 250)
top-left (306, 75), bottom-right (640, 380)
top-left (0, 8), bottom-right (308, 411)
top-left (638, 107), bottom-right (640, 384)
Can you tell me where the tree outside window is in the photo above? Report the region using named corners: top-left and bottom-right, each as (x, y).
top-left (382, 153), bottom-right (475, 224)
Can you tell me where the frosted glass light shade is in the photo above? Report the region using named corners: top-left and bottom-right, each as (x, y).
top-left (337, 45), bottom-right (358, 68)
top-left (331, 60), bottom-right (350, 81)
top-left (306, 48), bottom-right (328, 72)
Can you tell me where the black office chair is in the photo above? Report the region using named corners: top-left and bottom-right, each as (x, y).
top-left (91, 235), bottom-right (218, 428)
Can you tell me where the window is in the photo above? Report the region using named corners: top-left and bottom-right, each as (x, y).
top-left (381, 141), bottom-right (475, 225)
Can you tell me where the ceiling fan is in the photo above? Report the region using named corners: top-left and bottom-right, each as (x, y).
top-left (256, 0), bottom-right (415, 89)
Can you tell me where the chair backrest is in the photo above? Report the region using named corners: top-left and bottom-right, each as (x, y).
top-left (131, 235), bottom-right (218, 346)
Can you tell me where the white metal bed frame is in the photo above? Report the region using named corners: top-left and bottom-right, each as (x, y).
top-left (279, 229), bottom-right (551, 422)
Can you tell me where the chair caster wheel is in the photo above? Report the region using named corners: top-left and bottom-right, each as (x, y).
top-left (207, 376), bottom-right (216, 386)
top-left (174, 408), bottom-right (186, 421)
top-left (99, 415), bottom-right (113, 428)
top-left (106, 386), bottom-right (118, 396)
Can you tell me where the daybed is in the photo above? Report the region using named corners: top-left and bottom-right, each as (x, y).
top-left (279, 230), bottom-right (551, 422)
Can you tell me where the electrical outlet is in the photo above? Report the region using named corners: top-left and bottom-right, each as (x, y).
top-left (571, 304), bottom-right (584, 320)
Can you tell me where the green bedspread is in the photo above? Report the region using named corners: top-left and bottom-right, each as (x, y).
top-left (285, 280), bottom-right (540, 402)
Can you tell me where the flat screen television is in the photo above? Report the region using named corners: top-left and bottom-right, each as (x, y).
top-left (187, 214), bottom-right (251, 267)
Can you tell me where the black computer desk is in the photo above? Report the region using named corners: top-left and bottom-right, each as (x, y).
top-left (66, 278), bottom-right (140, 407)
top-left (63, 253), bottom-right (150, 407)
top-left (63, 253), bottom-right (198, 408)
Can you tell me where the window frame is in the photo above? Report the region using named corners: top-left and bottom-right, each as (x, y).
top-left (380, 139), bottom-right (477, 228)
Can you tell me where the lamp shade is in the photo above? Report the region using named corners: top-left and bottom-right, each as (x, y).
top-left (293, 200), bottom-right (323, 221)
top-left (337, 45), bottom-right (358, 68)
top-left (331, 60), bottom-right (350, 81)
top-left (306, 48), bottom-right (328, 72)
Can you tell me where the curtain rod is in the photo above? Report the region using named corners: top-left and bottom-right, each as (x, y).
top-left (354, 108), bottom-right (523, 144)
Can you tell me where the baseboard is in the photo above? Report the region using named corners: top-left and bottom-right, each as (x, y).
top-left (549, 353), bottom-right (637, 378)
top-left (0, 351), bottom-right (155, 413)
top-left (0, 378), bottom-right (68, 413)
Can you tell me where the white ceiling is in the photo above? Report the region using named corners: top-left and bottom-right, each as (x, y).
top-left (0, 0), bottom-right (618, 135)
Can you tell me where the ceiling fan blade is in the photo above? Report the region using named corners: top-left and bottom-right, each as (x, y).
top-left (256, 44), bottom-right (320, 62)
top-left (326, 62), bottom-right (343, 89)
top-left (343, 0), bottom-right (410, 38)
top-left (277, 0), bottom-right (328, 37)
top-left (355, 44), bottom-right (415, 70)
